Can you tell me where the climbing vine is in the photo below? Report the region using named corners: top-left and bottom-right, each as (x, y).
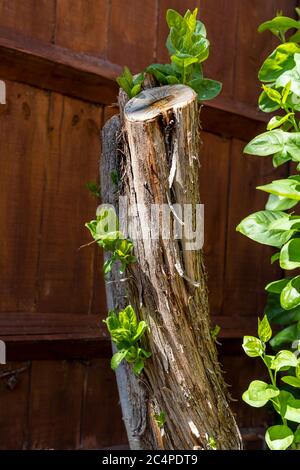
top-left (237, 11), bottom-right (300, 450)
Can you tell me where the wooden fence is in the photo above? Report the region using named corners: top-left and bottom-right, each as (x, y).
top-left (0, 0), bottom-right (297, 449)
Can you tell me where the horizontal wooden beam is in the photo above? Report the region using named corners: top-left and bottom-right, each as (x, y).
top-left (0, 27), bottom-right (266, 140)
top-left (0, 312), bottom-right (256, 360)
top-left (0, 26), bottom-right (120, 105)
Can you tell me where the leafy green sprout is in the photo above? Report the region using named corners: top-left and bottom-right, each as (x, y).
top-left (242, 315), bottom-right (300, 450)
top-left (85, 206), bottom-right (136, 275)
top-left (117, 8), bottom-right (222, 102)
top-left (154, 411), bottom-right (166, 429)
top-left (86, 181), bottom-right (101, 199)
top-left (104, 305), bottom-right (151, 375)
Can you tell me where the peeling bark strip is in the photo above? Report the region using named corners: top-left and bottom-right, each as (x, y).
top-left (101, 84), bottom-right (242, 450)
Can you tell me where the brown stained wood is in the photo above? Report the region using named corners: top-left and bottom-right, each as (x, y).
top-left (0, 26), bottom-right (120, 105)
top-left (35, 92), bottom-right (103, 314)
top-left (200, 132), bottom-right (231, 317)
top-left (0, 81), bottom-right (48, 311)
top-left (55, 0), bottom-right (109, 56)
top-left (80, 359), bottom-right (128, 449)
top-left (201, 0), bottom-right (240, 101)
top-left (0, 313), bottom-right (105, 336)
top-left (0, 362), bottom-right (30, 449)
top-left (0, 0), bottom-right (56, 42)
top-left (28, 360), bottom-right (84, 449)
top-left (234, 0), bottom-right (298, 106)
top-left (223, 139), bottom-right (286, 318)
top-left (107, 0), bottom-right (157, 71)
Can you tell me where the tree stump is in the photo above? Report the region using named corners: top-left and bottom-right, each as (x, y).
top-left (101, 84), bottom-right (242, 450)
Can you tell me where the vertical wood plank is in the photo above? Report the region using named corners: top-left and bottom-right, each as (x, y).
top-left (107, 0), bottom-right (157, 71)
top-left (55, 0), bottom-right (109, 56)
top-left (28, 360), bottom-right (84, 449)
top-left (0, 0), bottom-right (56, 42)
top-left (0, 362), bottom-right (30, 449)
top-left (35, 93), bottom-right (104, 314)
top-left (80, 359), bottom-right (127, 449)
top-left (200, 131), bottom-right (231, 317)
top-left (223, 139), bottom-right (285, 318)
top-left (0, 81), bottom-right (49, 311)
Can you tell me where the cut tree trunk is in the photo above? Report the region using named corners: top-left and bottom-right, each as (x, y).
top-left (101, 83), bottom-right (242, 450)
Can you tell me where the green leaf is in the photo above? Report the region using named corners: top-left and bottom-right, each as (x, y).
top-left (243, 380), bottom-right (279, 407)
top-left (131, 84), bottom-right (141, 97)
top-left (244, 130), bottom-right (285, 156)
top-left (258, 315), bottom-right (272, 342)
top-left (281, 276), bottom-right (300, 309)
top-left (133, 357), bottom-right (145, 375)
top-left (122, 305), bottom-right (137, 331)
top-left (280, 239), bottom-right (300, 270)
top-left (267, 114), bottom-right (294, 131)
top-left (258, 178), bottom-right (300, 200)
top-left (242, 336), bottom-right (264, 357)
top-left (271, 324), bottom-right (300, 349)
top-left (104, 311), bottom-right (120, 332)
top-left (259, 43), bottom-right (300, 82)
top-left (265, 425), bottom-right (294, 450)
top-left (276, 54), bottom-right (300, 97)
top-left (265, 193), bottom-right (298, 211)
top-left (111, 350), bottom-right (128, 371)
top-left (271, 252), bottom-right (280, 264)
top-left (132, 320), bottom-right (148, 342)
top-left (266, 278), bottom-right (289, 294)
top-left (166, 75), bottom-right (180, 84)
top-left (272, 150), bottom-right (291, 168)
top-left (154, 411), bottom-right (166, 428)
top-left (265, 292), bottom-right (300, 326)
top-left (262, 85), bottom-right (282, 105)
top-left (271, 350), bottom-right (298, 371)
top-left (245, 130), bottom-right (300, 161)
top-left (188, 78), bottom-right (222, 100)
top-left (282, 375), bottom-right (300, 387)
top-left (294, 427), bottom-right (300, 444)
top-left (146, 63), bottom-right (177, 84)
top-left (258, 16), bottom-right (300, 36)
top-left (236, 210), bottom-right (294, 248)
top-left (284, 396), bottom-right (300, 423)
top-left (259, 90), bottom-right (281, 113)
top-left (86, 181), bottom-right (100, 199)
top-left (282, 81), bottom-right (291, 104)
top-left (166, 9), bottom-right (184, 29)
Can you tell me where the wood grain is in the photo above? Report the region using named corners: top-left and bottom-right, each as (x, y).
top-left (35, 92), bottom-right (103, 314)
top-left (0, 81), bottom-right (48, 311)
top-left (55, 0), bottom-right (109, 56)
top-left (200, 131), bottom-right (231, 317)
top-left (0, 0), bottom-right (56, 42)
top-left (28, 360), bottom-right (84, 449)
top-left (107, 0), bottom-right (157, 71)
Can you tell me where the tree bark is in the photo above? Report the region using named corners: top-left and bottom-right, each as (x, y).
top-left (101, 84), bottom-right (242, 450)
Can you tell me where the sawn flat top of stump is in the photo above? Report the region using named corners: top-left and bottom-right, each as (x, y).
top-left (124, 84), bottom-right (196, 123)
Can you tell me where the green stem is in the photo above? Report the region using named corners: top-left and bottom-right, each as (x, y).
top-left (291, 115), bottom-right (300, 132)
